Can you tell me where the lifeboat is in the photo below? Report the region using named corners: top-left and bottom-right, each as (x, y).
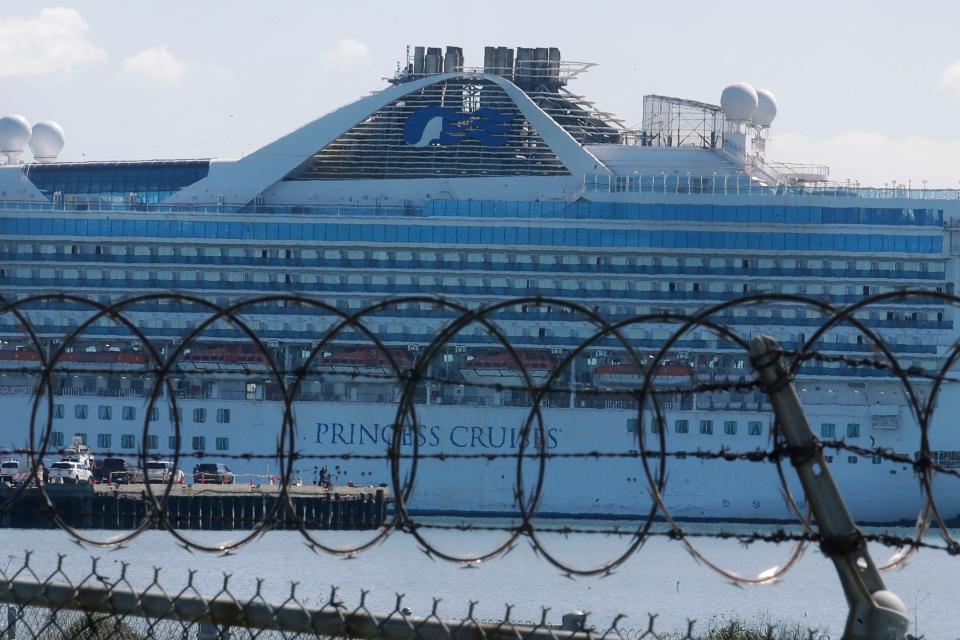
top-left (311, 347), bottom-right (412, 382)
top-left (593, 361), bottom-right (695, 388)
top-left (459, 351), bottom-right (555, 388)
top-left (181, 343), bottom-right (270, 370)
top-left (0, 347), bottom-right (146, 370)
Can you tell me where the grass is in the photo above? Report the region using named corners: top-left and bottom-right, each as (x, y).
top-left (692, 617), bottom-right (822, 640)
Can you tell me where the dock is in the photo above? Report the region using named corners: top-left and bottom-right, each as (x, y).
top-left (0, 483), bottom-right (390, 531)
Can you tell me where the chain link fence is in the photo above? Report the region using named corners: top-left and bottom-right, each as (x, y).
top-left (0, 552), bottom-right (834, 640)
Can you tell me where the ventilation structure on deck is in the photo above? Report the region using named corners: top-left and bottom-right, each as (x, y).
top-left (285, 77), bottom-right (570, 181)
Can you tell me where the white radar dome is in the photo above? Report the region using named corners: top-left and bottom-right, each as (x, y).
top-left (754, 89), bottom-right (778, 127)
top-left (29, 121), bottom-right (65, 161)
top-left (0, 114), bottom-right (32, 153)
top-left (720, 83), bottom-right (758, 122)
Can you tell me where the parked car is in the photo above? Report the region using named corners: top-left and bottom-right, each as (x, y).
top-left (98, 457), bottom-right (134, 483)
top-left (146, 460), bottom-right (185, 484)
top-left (49, 460), bottom-right (93, 484)
top-left (192, 463), bottom-right (234, 484)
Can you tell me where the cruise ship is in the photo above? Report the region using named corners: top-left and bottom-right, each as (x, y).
top-left (0, 44), bottom-right (957, 524)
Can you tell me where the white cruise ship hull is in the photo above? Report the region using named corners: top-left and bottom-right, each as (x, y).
top-left (4, 392), bottom-right (957, 525)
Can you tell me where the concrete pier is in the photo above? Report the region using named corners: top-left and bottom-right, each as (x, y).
top-left (0, 483), bottom-right (389, 531)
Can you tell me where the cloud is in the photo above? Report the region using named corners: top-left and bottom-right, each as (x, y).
top-left (773, 131), bottom-right (960, 188)
top-left (321, 38), bottom-right (369, 68)
top-left (122, 46), bottom-right (186, 87)
top-left (0, 7), bottom-right (106, 78)
top-left (939, 60), bottom-right (960, 98)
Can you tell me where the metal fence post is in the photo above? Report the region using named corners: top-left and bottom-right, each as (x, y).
top-left (198, 623), bottom-right (230, 640)
top-left (5, 606), bottom-right (14, 640)
top-left (750, 336), bottom-right (909, 640)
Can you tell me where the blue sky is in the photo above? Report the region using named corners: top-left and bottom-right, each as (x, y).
top-left (3, 0), bottom-right (960, 186)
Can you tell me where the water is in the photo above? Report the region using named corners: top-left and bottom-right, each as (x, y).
top-left (0, 522), bottom-right (956, 639)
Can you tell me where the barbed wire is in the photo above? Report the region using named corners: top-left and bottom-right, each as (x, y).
top-left (0, 290), bottom-right (957, 581)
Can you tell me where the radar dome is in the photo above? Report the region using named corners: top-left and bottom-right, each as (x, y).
top-left (720, 83), bottom-right (758, 122)
top-left (0, 115), bottom-right (31, 153)
top-left (29, 121), bottom-right (65, 162)
top-left (754, 89), bottom-right (778, 127)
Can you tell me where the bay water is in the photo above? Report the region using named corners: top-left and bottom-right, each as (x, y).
top-left (0, 521), bottom-right (956, 639)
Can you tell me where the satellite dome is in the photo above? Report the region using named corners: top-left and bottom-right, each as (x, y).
top-left (754, 89), bottom-right (778, 127)
top-left (29, 121), bottom-right (65, 162)
top-left (720, 83), bottom-right (758, 122)
top-left (0, 115), bottom-right (31, 153)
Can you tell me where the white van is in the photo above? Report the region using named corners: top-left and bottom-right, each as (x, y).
top-left (145, 460), bottom-right (185, 484)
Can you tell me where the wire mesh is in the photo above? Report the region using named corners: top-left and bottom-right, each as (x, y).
top-left (0, 552), bottom-right (835, 640)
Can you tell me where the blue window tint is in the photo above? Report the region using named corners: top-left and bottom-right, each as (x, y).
top-left (26, 160), bottom-right (209, 203)
top-left (0, 214), bottom-right (944, 254)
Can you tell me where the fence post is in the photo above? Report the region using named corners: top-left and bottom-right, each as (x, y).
top-left (750, 336), bottom-right (909, 640)
top-left (197, 623), bottom-right (230, 640)
top-left (6, 605), bottom-right (15, 640)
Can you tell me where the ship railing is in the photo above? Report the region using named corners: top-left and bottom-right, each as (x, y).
top-left (585, 173), bottom-right (960, 200)
top-left (0, 199), bottom-right (430, 217)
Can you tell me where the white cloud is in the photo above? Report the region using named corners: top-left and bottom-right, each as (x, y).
top-left (321, 38), bottom-right (369, 68)
top-left (773, 131), bottom-right (960, 189)
top-left (0, 7), bottom-right (106, 78)
top-left (939, 60), bottom-right (960, 98)
top-left (122, 46), bottom-right (186, 87)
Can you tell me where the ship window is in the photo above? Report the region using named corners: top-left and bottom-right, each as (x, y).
top-left (122, 406), bottom-right (136, 421)
top-left (699, 420), bottom-right (713, 435)
top-left (871, 455), bottom-right (882, 465)
top-left (215, 437), bottom-right (230, 451)
top-left (847, 456), bottom-right (858, 464)
top-left (748, 421), bottom-right (763, 436)
top-left (168, 436), bottom-right (181, 450)
top-left (723, 421), bottom-right (737, 435)
top-left (98, 405), bottom-right (112, 420)
top-left (649, 419), bottom-right (664, 435)
top-left (73, 432), bottom-right (87, 445)
top-left (846, 423), bottom-right (861, 438)
top-left (97, 434), bottom-right (111, 449)
top-left (145, 435), bottom-right (159, 450)
top-left (75, 405), bottom-right (88, 420)
top-left (192, 436), bottom-right (206, 451)
top-left (120, 434), bottom-right (136, 449)
top-left (216, 408), bottom-right (231, 424)
top-left (193, 408), bottom-right (207, 424)
top-left (820, 423), bottom-right (836, 438)
top-left (674, 419), bottom-right (689, 434)
top-left (169, 408), bottom-right (182, 423)
top-left (52, 431), bottom-right (64, 447)
top-left (53, 404), bottom-right (64, 419)
top-left (148, 407), bottom-right (159, 422)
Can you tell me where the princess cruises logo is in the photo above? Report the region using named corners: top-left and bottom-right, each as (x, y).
top-left (403, 107), bottom-right (514, 147)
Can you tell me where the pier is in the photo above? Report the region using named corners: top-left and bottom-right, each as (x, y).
top-left (0, 483), bottom-right (389, 531)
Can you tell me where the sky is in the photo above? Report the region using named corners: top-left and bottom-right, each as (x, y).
top-left (2, 0), bottom-right (960, 186)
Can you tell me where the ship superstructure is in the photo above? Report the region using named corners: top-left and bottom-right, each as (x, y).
top-left (0, 44), bottom-right (956, 522)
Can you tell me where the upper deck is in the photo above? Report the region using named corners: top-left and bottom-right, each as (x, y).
top-left (1, 43), bottom-right (949, 214)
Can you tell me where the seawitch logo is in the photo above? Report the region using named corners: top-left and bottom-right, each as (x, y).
top-left (402, 107), bottom-right (514, 147)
